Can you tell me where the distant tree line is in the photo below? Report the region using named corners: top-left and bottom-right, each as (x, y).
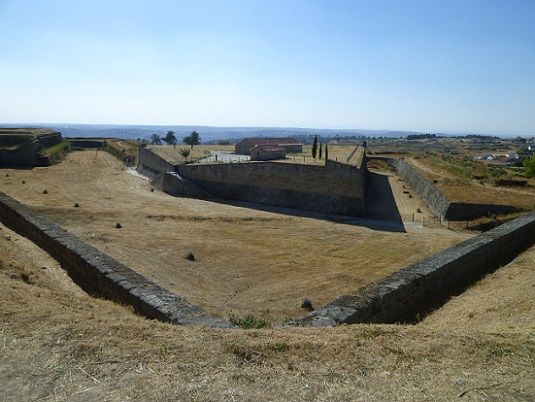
top-left (406, 133), bottom-right (437, 140)
top-left (148, 130), bottom-right (201, 148)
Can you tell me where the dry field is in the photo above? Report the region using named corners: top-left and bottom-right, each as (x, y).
top-left (1, 221), bottom-right (534, 401)
top-left (0, 150), bottom-right (470, 323)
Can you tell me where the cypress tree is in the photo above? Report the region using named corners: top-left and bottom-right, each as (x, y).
top-left (319, 142), bottom-right (323, 159)
top-left (325, 143), bottom-right (329, 160)
top-left (312, 135), bottom-right (318, 159)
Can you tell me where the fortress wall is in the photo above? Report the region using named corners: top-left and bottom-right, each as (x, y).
top-left (0, 191), bottom-right (233, 328)
top-left (0, 141), bottom-right (39, 167)
top-left (391, 158), bottom-right (451, 218)
top-left (387, 158), bottom-right (518, 220)
top-left (137, 146), bottom-right (175, 181)
top-left (36, 132), bottom-right (62, 148)
top-left (294, 211), bottom-right (535, 326)
top-left (67, 139), bottom-right (106, 148)
top-left (446, 202), bottom-right (519, 221)
top-left (162, 172), bottom-right (212, 198)
top-left (175, 158), bottom-right (367, 216)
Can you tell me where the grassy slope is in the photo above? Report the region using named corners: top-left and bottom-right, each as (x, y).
top-left (409, 154), bottom-right (535, 210)
top-left (1, 224), bottom-right (534, 401)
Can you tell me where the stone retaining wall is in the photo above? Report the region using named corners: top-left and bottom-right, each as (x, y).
top-left (175, 158), bottom-right (367, 217)
top-left (66, 138), bottom-right (106, 148)
top-left (137, 146), bottom-right (175, 181)
top-left (293, 211), bottom-right (535, 326)
top-left (137, 145), bottom-right (368, 217)
top-left (0, 191), bottom-right (232, 328)
top-left (388, 158), bottom-right (518, 220)
top-left (392, 158), bottom-right (450, 217)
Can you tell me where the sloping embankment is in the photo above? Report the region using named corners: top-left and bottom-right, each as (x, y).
top-left (0, 191), bottom-right (233, 328)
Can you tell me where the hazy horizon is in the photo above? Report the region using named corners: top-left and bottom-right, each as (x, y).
top-left (2, 121), bottom-right (531, 139)
top-left (1, 1), bottom-right (534, 136)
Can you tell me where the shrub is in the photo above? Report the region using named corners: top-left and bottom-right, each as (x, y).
top-left (179, 148), bottom-right (191, 158)
top-left (523, 156), bottom-right (535, 178)
top-left (229, 314), bottom-right (271, 329)
top-left (38, 140), bottom-right (71, 164)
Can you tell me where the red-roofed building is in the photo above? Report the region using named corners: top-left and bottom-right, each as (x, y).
top-left (235, 137), bottom-right (302, 155)
top-left (249, 144), bottom-right (286, 161)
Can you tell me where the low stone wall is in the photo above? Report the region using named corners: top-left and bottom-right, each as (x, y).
top-left (0, 191), bottom-right (232, 328)
top-left (175, 158), bottom-right (367, 216)
top-left (293, 211), bottom-right (535, 326)
top-left (67, 138), bottom-right (106, 148)
top-left (446, 202), bottom-right (519, 221)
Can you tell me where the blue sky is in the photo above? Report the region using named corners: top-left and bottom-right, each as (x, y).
top-left (1, 0), bottom-right (534, 135)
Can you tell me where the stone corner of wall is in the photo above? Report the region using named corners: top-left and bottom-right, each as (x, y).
top-left (0, 191), bottom-right (232, 329)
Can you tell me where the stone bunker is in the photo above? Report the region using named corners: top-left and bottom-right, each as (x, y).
top-left (0, 128), bottom-right (62, 167)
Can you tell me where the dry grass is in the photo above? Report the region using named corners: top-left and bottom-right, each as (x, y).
top-left (423, 244), bottom-right (535, 333)
top-left (1, 224), bottom-right (534, 401)
top-left (148, 144), bottom-right (235, 163)
top-left (409, 156), bottom-right (535, 210)
top-left (1, 151), bottom-right (534, 400)
top-left (1, 151), bottom-right (470, 322)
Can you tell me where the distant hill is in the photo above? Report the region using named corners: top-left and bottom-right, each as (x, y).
top-left (0, 123), bottom-right (423, 143)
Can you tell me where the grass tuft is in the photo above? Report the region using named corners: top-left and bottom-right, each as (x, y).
top-left (229, 314), bottom-right (271, 329)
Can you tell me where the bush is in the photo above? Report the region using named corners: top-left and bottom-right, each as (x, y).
top-left (523, 156), bottom-right (535, 178)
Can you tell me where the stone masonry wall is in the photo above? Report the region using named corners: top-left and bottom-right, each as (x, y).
top-left (390, 158), bottom-right (518, 220)
top-left (175, 158), bottom-right (367, 217)
top-left (293, 211), bottom-right (535, 326)
top-left (392, 158), bottom-right (451, 218)
top-left (137, 146), bottom-right (175, 180)
top-left (0, 191), bottom-right (232, 328)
